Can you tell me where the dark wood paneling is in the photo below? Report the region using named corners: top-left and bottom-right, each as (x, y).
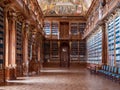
top-left (60, 22), bottom-right (69, 39)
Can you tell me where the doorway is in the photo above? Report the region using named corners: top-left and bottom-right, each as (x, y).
top-left (60, 42), bottom-right (70, 67)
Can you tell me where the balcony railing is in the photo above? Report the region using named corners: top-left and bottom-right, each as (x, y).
top-left (83, 0), bottom-right (120, 39)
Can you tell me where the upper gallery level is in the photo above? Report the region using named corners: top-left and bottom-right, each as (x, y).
top-left (0, 0), bottom-right (120, 40)
top-left (83, 0), bottom-right (120, 39)
top-left (0, 0), bottom-right (45, 36)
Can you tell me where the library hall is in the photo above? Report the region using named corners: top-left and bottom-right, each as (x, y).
top-left (0, 0), bottom-right (120, 90)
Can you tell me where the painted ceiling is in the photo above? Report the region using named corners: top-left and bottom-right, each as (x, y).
top-left (37, 0), bottom-right (93, 16)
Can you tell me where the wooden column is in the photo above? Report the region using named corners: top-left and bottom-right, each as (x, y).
top-left (8, 11), bottom-right (16, 80)
top-left (40, 37), bottom-right (43, 63)
top-left (37, 34), bottom-right (40, 61)
top-left (23, 22), bottom-right (29, 76)
top-left (4, 8), bottom-right (9, 68)
top-left (4, 7), bottom-right (12, 81)
top-left (102, 22), bottom-right (108, 65)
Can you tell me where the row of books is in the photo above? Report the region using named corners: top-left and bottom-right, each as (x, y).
top-left (0, 6), bottom-right (4, 65)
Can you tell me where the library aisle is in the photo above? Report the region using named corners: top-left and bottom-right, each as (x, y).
top-left (1, 67), bottom-right (120, 90)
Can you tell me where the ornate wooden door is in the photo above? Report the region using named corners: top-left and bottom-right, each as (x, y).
top-left (60, 42), bottom-right (70, 67)
top-left (60, 22), bottom-right (69, 39)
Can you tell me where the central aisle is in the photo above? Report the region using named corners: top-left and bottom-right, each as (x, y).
top-left (1, 67), bottom-right (120, 90)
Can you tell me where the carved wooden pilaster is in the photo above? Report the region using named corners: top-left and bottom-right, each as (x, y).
top-left (101, 21), bottom-right (108, 65)
top-left (4, 7), bottom-right (9, 68)
top-left (7, 10), bottom-right (17, 80)
top-left (22, 21), bottom-right (29, 76)
top-left (8, 10), bottom-right (16, 67)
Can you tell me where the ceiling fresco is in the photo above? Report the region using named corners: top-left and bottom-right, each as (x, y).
top-left (37, 0), bottom-right (93, 16)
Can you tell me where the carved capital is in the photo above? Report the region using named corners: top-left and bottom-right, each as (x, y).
top-left (115, 8), bottom-right (120, 16)
top-left (2, 0), bottom-right (12, 7)
top-left (8, 10), bottom-right (16, 21)
top-left (16, 13), bottom-right (25, 22)
top-left (23, 21), bottom-right (30, 38)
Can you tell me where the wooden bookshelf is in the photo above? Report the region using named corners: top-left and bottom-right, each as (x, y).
top-left (70, 22), bottom-right (86, 39)
top-left (0, 6), bottom-right (4, 83)
top-left (44, 40), bottom-right (50, 62)
top-left (28, 34), bottom-right (32, 60)
top-left (44, 22), bottom-right (51, 35)
top-left (107, 16), bottom-right (120, 66)
top-left (70, 41), bottom-right (79, 61)
top-left (16, 21), bottom-right (23, 76)
top-left (78, 23), bottom-right (86, 35)
top-left (115, 16), bottom-right (120, 66)
top-left (51, 22), bottom-right (58, 35)
top-left (79, 40), bottom-right (86, 62)
top-left (87, 29), bottom-right (102, 64)
top-left (70, 23), bottom-right (78, 35)
top-left (51, 41), bottom-right (59, 60)
top-left (107, 20), bottom-right (114, 66)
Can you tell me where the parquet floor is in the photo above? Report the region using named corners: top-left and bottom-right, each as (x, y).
top-left (0, 67), bottom-right (120, 90)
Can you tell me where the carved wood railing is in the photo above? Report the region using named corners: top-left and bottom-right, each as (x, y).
top-left (83, 0), bottom-right (120, 39)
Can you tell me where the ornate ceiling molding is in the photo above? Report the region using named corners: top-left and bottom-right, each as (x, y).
top-left (37, 0), bottom-right (93, 16)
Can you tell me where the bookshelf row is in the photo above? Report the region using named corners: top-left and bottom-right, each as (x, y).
top-left (107, 16), bottom-right (120, 66)
top-left (44, 41), bottom-right (50, 60)
top-left (44, 21), bottom-right (86, 37)
top-left (44, 21), bottom-right (59, 35)
top-left (44, 40), bottom-right (86, 61)
top-left (87, 29), bottom-right (102, 64)
top-left (28, 35), bottom-right (32, 60)
top-left (51, 41), bottom-right (59, 58)
top-left (70, 40), bottom-right (86, 61)
top-left (16, 21), bottom-right (23, 65)
top-left (44, 41), bottom-right (59, 60)
top-left (70, 23), bottom-right (86, 35)
top-left (0, 6), bottom-right (4, 83)
top-left (0, 6), bottom-right (4, 69)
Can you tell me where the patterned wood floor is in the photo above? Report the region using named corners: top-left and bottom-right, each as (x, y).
top-left (0, 67), bottom-right (120, 90)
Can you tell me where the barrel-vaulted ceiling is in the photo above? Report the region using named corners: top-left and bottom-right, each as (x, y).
top-left (37, 0), bottom-right (93, 16)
